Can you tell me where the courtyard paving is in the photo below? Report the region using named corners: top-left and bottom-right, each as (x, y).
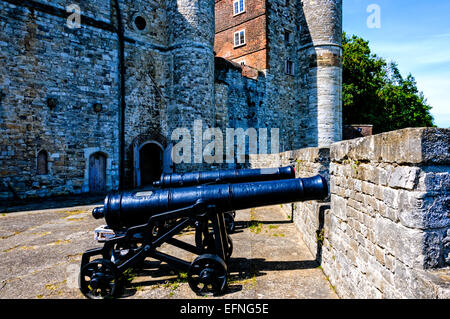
top-left (0, 197), bottom-right (338, 299)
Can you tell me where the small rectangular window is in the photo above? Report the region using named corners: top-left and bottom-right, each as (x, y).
top-left (233, 0), bottom-right (245, 15)
top-left (37, 150), bottom-right (49, 175)
top-left (284, 29), bottom-right (292, 43)
top-left (285, 60), bottom-right (294, 75)
top-left (234, 29), bottom-right (246, 47)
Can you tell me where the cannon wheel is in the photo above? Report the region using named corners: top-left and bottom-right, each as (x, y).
top-left (187, 254), bottom-right (227, 296)
top-left (224, 211), bottom-right (236, 233)
top-left (79, 259), bottom-right (122, 299)
top-left (226, 235), bottom-right (233, 260)
top-left (195, 222), bottom-right (215, 254)
top-left (195, 224), bottom-right (233, 261)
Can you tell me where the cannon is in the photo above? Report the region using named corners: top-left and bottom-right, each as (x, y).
top-left (79, 174), bottom-right (328, 299)
top-left (153, 166), bottom-right (295, 188)
top-left (152, 166), bottom-right (296, 232)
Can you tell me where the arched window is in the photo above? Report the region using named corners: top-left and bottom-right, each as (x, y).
top-left (37, 150), bottom-right (48, 175)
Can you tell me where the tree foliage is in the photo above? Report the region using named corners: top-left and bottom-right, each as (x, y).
top-left (342, 33), bottom-right (434, 133)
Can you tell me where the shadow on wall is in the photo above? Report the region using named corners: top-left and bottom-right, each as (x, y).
top-left (343, 124), bottom-right (373, 140)
top-left (315, 204), bottom-right (329, 265)
top-left (300, 6), bottom-right (317, 147)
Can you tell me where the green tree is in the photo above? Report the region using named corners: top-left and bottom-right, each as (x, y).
top-left (342, 33), bottom-right (434, 134)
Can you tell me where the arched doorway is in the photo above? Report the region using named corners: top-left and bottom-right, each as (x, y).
top-left (89, 152), bottom-right (107, 193)
top-left (135, 141), bottom-right (163, 187)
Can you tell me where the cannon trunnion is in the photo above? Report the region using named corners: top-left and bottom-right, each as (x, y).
top-left (79, 174), bottom-right (328, 299)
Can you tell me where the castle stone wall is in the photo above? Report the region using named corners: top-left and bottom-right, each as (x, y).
top-left (1, 0), bottom-right (344, 199)
top-left (0, 0), bottom-right (172, 199)
top-left (264, 0), bottom-right (309, 151)
top-left (166, 0), bottom-right (216, 171)
top-left (35, 0), bottom-right (112, 22)
top-left (120, 0), bottom-right (171, 186)
top-left (214, 57), bottom-right (266, 167)
top-left (0, 1), bottom-right (120, 199)
top-left (214, 58), bottom-right (265, 132)
top-left (250, 128), bottom-right (450, 299)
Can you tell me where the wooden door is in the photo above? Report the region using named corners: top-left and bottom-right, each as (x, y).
top-left (89, 153), bottom-right (106, 193)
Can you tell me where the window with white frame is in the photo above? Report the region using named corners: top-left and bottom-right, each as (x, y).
top-left (233, 0), bottom-right (245, 15)
top-left (285, 60), bottom-right (294, 75)
top-left (234, 29), bottom-right (246, 47)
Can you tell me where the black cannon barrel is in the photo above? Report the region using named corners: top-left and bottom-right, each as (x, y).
top-left (153, 166), bottom-right (296, 188)
top-left (93, 175), bottom-right (328, 231)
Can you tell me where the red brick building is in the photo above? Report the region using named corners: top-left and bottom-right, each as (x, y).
top-left (215, 0), bottom-right (268, 70)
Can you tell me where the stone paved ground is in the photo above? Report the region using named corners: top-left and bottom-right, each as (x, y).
top-left (0, 198), bottom-right (338, 299)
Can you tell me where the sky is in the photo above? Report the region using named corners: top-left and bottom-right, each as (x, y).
top-left (343, 0), bottom-right (450, 128)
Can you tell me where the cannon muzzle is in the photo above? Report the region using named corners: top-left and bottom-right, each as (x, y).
top-left (93, 175), bottom-right (328, 230)
top-left (92, 207), bottom-right (105, 219)
top-left (153, 166), bottom-right (296, 188)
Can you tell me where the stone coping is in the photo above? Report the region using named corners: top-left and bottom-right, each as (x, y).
top-left (330, 128), bottom-right (450, 165)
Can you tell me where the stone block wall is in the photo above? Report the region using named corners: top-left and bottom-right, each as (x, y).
top-left (0, 0), bottom-right (173, 198)
top-left (250, 128), bottom-right (450, 298)
top-left (215, 57), bottom-right (265, 130)
top-left (249, 146), bottom-right (331, 267)
top-left (0, 0), bottom-right (218, 197)
top-left (1, 0), bottom-right (345, 200)
top-left (121, 0), bottom-right (171, 187)
top-left (0, 1), bottom-right (121, 199)
top-left (326, 128), bottom-right (449, 298)
top-left (265, 0), bottom-right (310, 150)
top-left (166, 0), bottom-right (216, 172)
top-left (213, 57), bottom-right (265, 168)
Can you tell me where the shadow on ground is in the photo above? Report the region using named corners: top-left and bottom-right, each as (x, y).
top-left (119, 256), bottom-right (320, 298)
top-left (232, 220), bottom-right (293, 233)
top-left (1, 185), bottom-right (160, 214)
top-left (1, 194), bottom-right (105, 214)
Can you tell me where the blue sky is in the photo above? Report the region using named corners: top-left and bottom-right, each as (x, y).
top-left (343, 0), bottom-right (450, 128)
